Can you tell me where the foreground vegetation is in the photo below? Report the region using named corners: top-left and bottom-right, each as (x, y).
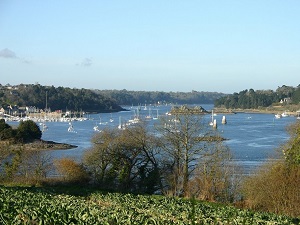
top-left (0, 186), bottom-right (298, 225)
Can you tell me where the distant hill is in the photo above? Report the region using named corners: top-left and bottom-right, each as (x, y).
top-left (0, 84), bottom-right (124, 113)
top-left (214, 85), bottom-right (300, 109)
top-left (94, 89), bottom-right (226, 105)
top-left (0, 84), bottom-right (227, 112)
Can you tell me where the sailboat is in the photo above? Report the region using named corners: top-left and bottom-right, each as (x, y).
top-left (145, 107), bottom-right (152, 119)
top-left (118, 116), bottom-right (125, 130)
top-left (40, 122), bottom-right (48, 132)
top-left (93, 122), bottom-right (101, 132)
top-left (68, 122), bottom-right (76, 133)
top-left (153, 109), bottom-right (159, 120)
top-left (109, 113), bottom-right (114, 122)
top-left (275, 113), bottom-right (282, 119)
top-left (281, 111), bottom-right (289, 117)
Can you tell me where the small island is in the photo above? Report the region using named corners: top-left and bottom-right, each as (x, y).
top-left (169, 105), bottom-right (208, 115)
top-left (0, 119), bottom-right (76, 151)
top-left (19, 140), bottom-right (77, 151)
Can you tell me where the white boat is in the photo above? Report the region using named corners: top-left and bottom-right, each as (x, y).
top-left (40, 122), bottom-right (48, 132)
top-left (93, 123), bottom-right (101, 132)
top-left (118, 116), bottom-right (126, 130)
top-left (68, 122), bottom-right (76, 132)
top-left (145, 107), bottom-right (152, 119)
top-left (281, 111), bottom-right (289, 117)
top-left (153, 109), bottom-right (159, 120)
top-left (275, 114), bottom-right (282, 119)
top-left (109, 113), bottom-right (114, 122)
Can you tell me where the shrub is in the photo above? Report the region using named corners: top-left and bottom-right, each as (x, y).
top-left (54, 158), bottom-right (89, 184)
top-left (242, 161), bottom-right (300, 217)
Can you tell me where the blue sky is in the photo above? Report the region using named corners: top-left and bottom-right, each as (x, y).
top-left (0, 1), bottom-right (299, 93)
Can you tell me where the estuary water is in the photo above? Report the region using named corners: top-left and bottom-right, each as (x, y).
top-left (9, 104), bottom-right (297, 174)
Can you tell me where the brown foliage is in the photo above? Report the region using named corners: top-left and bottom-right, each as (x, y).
top-left (242, 161), bottom-right (300, 217)
top-left (54, 158), bottom-right (89, 184)
top-left (187, 143), bottom-right (243, 203)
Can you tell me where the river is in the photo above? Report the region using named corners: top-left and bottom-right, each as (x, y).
top-left (8, 104), bottom-right (297, 174)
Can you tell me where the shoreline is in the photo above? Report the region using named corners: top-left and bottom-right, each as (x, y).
top-left (213, 107), bottom-right (299, 116)
top-left (24, 140), bottom-right (78, 151)
top-left (2, 140), bottom-right (78, 151)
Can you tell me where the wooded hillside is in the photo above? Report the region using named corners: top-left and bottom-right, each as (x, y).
top-left (215, 85), bottom-right (300, 109)
top-left (94, 89), bottom-right (226, 105)
top-left (0, 84), bottom-right (124, 113)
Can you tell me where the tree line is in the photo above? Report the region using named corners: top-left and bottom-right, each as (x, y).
top-left (214, 85), bottom-right (300, 109)
top-left (94, 89), bottom-right (226, 105)
top-left (0, 84), bottom-right (124, 113)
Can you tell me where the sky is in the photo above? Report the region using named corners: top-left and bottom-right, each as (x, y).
top-left (0, 1), bottom-right (299, 93)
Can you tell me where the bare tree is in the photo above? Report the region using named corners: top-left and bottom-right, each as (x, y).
top-left (189, 141), bottom-right (243, 203)
top-left (83, 128), bottom-right (120, 187)
top-left (156, 108), bottom-right (211, 196)
top-left (155, 106), bottom-right (240, 200)
top-left (18, 150), bottom-right (53, 184)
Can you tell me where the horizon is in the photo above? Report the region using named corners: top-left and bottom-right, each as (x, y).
top-left (1, 1), bottom-right (299, 93)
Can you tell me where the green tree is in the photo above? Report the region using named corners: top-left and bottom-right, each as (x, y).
top-left (83, 128), bottom-right (120, 187)
top-left (16, 120), bottom-right (42, 143)
top-left (84, 123), bottom-right (161, 193)
top-left (0, 119), bottom-right (14, 140)
top-left (283, 121), bottom-right (300, 165)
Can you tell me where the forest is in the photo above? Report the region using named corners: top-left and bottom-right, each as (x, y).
top-left (0, 84), bottom-right (227, 113)
top-left (4, 83), bottom-right (300, 113)
top-left (94, 89), bottom-right (226, 105)
top-left (214, 85), bottom-right (300, 109)
top-left (0, 83), bottom-right (124, 113)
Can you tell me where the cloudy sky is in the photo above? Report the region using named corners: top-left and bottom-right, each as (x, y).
top-left (0, 1), bottom-right (299, 93)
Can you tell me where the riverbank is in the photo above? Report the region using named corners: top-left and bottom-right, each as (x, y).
top-left (214, 104), bottom-right (300, 116)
